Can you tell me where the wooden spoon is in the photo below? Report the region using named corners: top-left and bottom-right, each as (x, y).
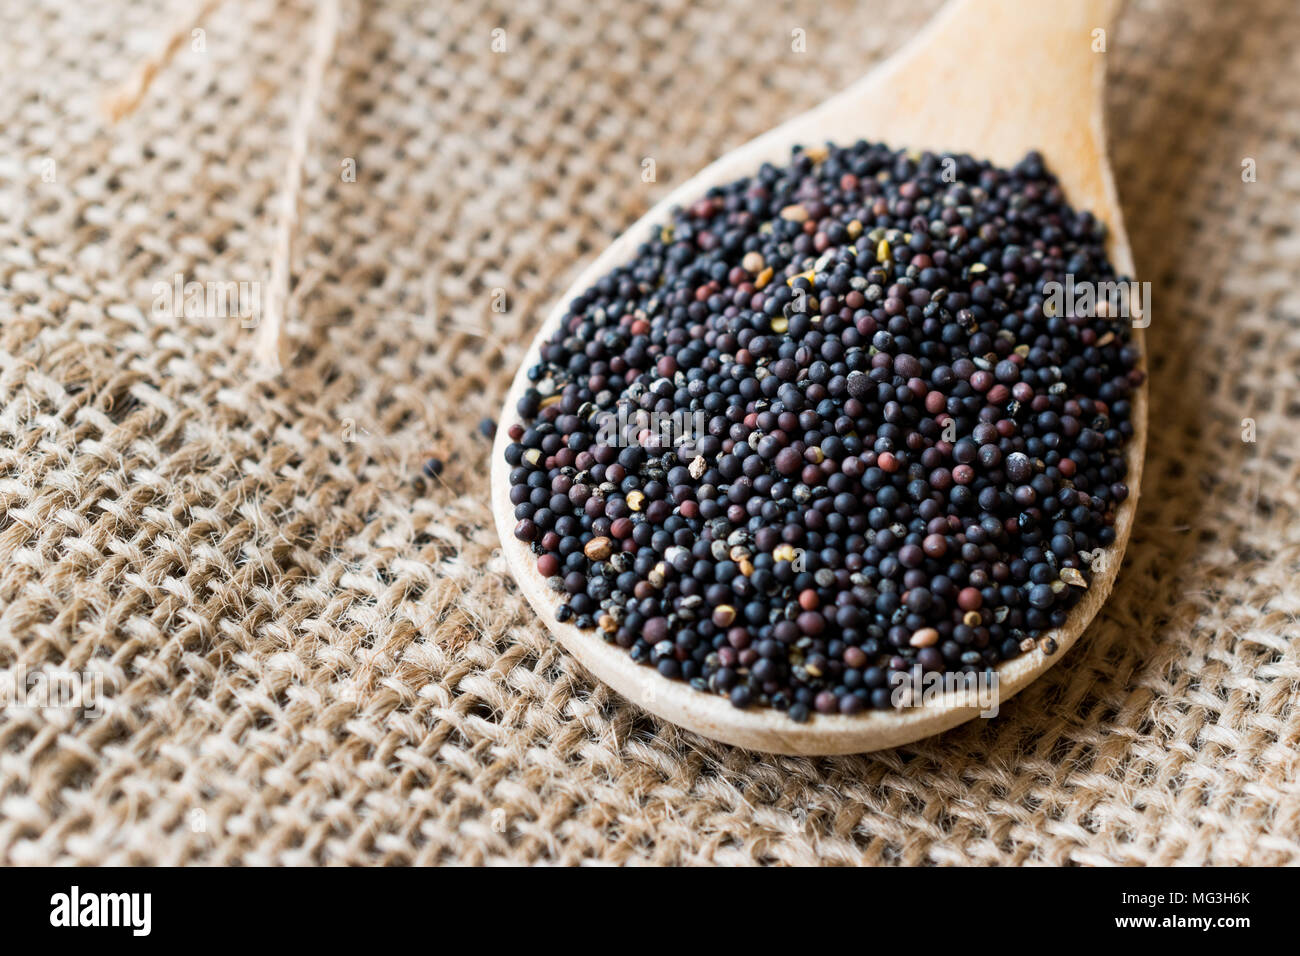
top-left (491, 0), bottom-right (1145, 754)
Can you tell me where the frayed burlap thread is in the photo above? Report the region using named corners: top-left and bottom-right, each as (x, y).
top-left (1, 0), bottom-right (1299, 865)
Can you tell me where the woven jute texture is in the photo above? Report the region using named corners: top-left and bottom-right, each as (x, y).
top-left (1, 0), bottom-right (1298, 866)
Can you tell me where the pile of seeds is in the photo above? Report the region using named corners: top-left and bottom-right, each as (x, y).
top-left (504, 141), bottom-right (1142, 720)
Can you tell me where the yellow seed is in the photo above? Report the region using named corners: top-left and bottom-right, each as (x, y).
top-left (786, 269), bottom-right (815, 286)
top-left (806, 447), bottom-right (824, 464)
top-left (1060, 566), bottom-right (1088, 588)
top-left (659, 225), bottom-right (674, 243)
top-left (847, 220), bottom-right (863, 239)
top-left (770, 316), bottom-right (789, 334)
top-left (773, 544), bottom-right (797, 563)
top-left (755, 266), bottom-right (774, 289)
top-left (780, 204), bottom-right (809, 223)
top-left (626, 490), bottom-right (645, 511)
top-left (714, 604), bottom-right (736, 626)
top-left (805, 145), bottom-right (829, 163)
top-left (909, 627), bottom-right (940, 648)
top-left (599, 614), bottom-right (617, 633)
top-left (584, 537), bottom-right (613, 561)
top-left (876, 239), bottom-right (891, 262)
top-left (1097, 331), bottom-right (1115, 347)
top-left (739, 559), bottom-right (754, 577)
top-left (742, 251), bottom-right (765, 273)
top-left (539, 394), bottom-right (562, 409)
top-left (969, 263), bottom-right (987, 274)
top-left (962, 610), bottom-right (982, 627)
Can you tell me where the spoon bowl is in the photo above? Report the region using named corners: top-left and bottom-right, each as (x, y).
top-left (492, 0), bottom-right (1146, 754)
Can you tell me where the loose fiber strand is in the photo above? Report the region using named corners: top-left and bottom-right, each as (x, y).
top-left (102, 0), bottom-right (228, 123)
top-left (253, 0), bottom-right (342, 371)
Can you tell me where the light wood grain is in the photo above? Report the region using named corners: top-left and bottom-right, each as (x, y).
top-left (492, 0), bottom-right (1146, 754)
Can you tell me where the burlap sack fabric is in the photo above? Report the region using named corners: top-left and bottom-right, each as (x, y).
top-left (0, 0), bottom-right (1297, 865)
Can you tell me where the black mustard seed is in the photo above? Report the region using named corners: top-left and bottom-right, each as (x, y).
top-left (504, 141), bottom-right (1142, 716)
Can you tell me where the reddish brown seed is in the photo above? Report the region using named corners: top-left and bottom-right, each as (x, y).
top-left (537, 553), bottom-right (560, 577)
top-left (796, 611), bottom-right (825, 635)
top-left (922, 533), bottom-right (948, 558)
top-left (798, 589), bottom-right (820, 611)
top-left (775, 447), bottom-right (804, 476)
top-left (957, 587), bottom-right (983, 611)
